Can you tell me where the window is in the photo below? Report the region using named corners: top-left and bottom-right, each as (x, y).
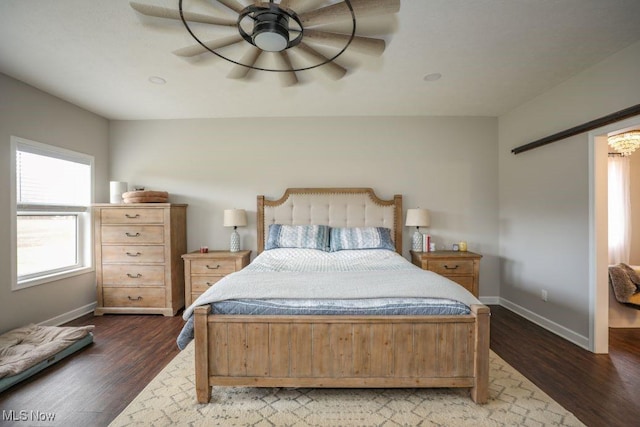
top-left (10, 136), bottom-right (94, 289)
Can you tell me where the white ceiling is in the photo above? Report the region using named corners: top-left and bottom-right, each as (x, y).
top-left (1, 0), bottom-right (639, 120)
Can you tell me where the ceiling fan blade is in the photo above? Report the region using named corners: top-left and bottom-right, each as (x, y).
top-left (298, 0), bottom-right (400, 28)
top-left (172, 34), bottom-right (244, 57)
top-left (294, 42), bottom-right (347, 80)
top-left (275, 51), bottom-right (298, 86)
top-left (215, 0), bottom-right (245, 14)
top-left (227, 46), bottom-right (263, 79)
top-left (282, 0), bottom-right (327, 14)
top-left (303, 29), bottom-right (385, 55)
top-left (130, 2), bottom-right (236, 26)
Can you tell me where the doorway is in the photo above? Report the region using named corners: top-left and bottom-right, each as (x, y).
top-left (589, 116), bottom-right (640, 353)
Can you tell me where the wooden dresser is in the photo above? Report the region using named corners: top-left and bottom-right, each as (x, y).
top-left (93, 203), bottom-right (187, 316)
top-left (182, 250), bottom-right (251, 306)
top-left (410, 250), bottom-right (482, 297)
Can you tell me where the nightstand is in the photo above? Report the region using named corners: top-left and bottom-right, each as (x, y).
top-left (410, 250), bottom-right (482, 297)
top-left (182, 250), bottom-right (251, 306)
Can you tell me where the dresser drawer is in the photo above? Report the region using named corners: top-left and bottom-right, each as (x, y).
top-left (190, 259), bottom-right (237, 275)
top-left (428, 260), bottom-right (474, 275)
top-left (101, 225), bottom-right (164, 244)
top-left (102, 265), bottom-right (165, 286)
top-left (101, 208), bottom-right (164, 224)
top-left (191, 276), bottom-right (224, 293)
top-left (101, 245), bottom-right (165, 263)
top-left (103, 287), bottom-right (165, 308)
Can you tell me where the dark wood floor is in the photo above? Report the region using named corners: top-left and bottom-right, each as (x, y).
top-left (0, 306), bottom-right (638, 426)
top-left (0, 313), bottom-right (185, 426)
top-left (490, 306), bottom-right (640, 427)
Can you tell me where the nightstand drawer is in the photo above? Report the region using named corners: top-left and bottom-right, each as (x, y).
top-left (103, 287), bottom-right (165, 307)
top-left (101, 245), bottom-right (165, 263)
top-left (428, 260), bottom-right (474, 275)
top-left (190, 259), bottom-right (237, 275)
top-left (410, 250), bottom-right (482, 298)
top-left (101, 208), bottom-right (165, 224)
top-left (191, 276), bottom-right (224, 293)
top-left (444, 275), bottom-right (474, 291)
top-left (101, 225), bottom-right (165, 244)
top-left (182, 250), bottom-right (251, 306)
top-left (102, 265), bottom-right (165, 286)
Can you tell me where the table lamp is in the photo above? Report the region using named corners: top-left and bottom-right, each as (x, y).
top-left (405, 208), bottom-right (430, 251)
top-left (223, 209), bottom-right (247, 252)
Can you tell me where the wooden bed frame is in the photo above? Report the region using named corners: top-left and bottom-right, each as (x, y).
top-left (193, 188), bottom-right (490, 404)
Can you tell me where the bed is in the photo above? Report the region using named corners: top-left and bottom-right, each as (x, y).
top-left (184, 188), bottom-right (489, 404)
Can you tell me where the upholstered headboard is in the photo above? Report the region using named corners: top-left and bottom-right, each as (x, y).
top-left (257, 188), bottom-right (403, 254)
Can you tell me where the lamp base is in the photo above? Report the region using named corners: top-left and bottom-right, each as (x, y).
top-left (230, 230), bottom-right (240, 252)
top-left (412, 230), bottom-right (423, 252)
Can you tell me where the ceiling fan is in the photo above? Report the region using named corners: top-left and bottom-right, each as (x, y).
top-left (130, 0), bottom-right (401, 86)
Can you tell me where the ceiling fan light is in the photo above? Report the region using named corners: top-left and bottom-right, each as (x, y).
top-left (254, 31), bottom-right (288, 52)
top-left (252, 12), bottom-right (290, 52)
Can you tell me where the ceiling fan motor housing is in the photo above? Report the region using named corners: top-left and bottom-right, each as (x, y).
top-left (252, 8), bottom-right (290, 52)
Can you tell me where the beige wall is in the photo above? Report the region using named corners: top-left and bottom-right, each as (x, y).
top-left (5, 37), bottom-right (639, 344)
top-left (0, 73), bottom-right (109, 334)
top-left (109, 116), bottom-right (500, 298)
top-left (498, 40), bottom-right (640, 344)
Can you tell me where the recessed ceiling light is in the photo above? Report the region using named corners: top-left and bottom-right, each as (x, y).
top-left (423, 73), bottom-right (442, 82)
top-left (148, 76), bottom-right (166, 84)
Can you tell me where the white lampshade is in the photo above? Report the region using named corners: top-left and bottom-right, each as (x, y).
top-left (223, 209), bottom-right (248, 227)
top-left (405, 208), bottom-right (430, 228)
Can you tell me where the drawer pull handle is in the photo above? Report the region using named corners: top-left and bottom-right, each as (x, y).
top-left (127, 273), bottom-right (142, 278)
top-left (206, 282), bottom-right (215, 287)
top-left (126, 252), bottom-right (141, 257)
top-left (444, 264), bottom-right (459, 270)
top-left (125, 232), bottom-right (141, 237)
top-left (128, 296), bottom-right (142, 301)
top-left (206, 264), bottom-right (221, 270)
top-left (125, 214), bottom-right (140, 219)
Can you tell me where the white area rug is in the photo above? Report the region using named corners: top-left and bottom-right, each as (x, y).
top-left (110, 343), bottom-right (584, 426)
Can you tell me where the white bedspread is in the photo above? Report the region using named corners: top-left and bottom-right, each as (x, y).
top-left (183, 249), bottom-right (481, 320)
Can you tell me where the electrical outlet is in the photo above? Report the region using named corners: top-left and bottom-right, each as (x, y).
top-left (541, 289), bottom-right (548, 302)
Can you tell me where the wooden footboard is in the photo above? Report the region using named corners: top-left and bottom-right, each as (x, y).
top-left (193, 304), bottom-right (490, 404)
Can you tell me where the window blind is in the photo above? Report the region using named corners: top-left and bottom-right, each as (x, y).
top-left (16, 150), bottom-right (91, 207)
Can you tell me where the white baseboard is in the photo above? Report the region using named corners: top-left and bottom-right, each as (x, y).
top-left (499, 298), bottom-right (590, 350)
top-left (479, 296), bottom-right (500, 305)
top-left (39, 302), bottom-right (97, 327)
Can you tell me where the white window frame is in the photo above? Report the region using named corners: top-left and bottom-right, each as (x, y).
top-left (10, 136), bottom-right (95, 290)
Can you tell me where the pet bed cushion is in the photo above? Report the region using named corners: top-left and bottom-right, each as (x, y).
top-left (0, 324), bottom-right (94, 392)
top-left (608, 263), bottom-right (640, 306)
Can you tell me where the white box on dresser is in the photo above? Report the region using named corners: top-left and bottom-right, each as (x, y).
top-left (93, 203), bottom-right (187, 316)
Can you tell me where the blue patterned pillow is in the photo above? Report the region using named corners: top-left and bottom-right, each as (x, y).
top-left (265, 224), bottom-right (330, 251)
top-left (329, 227), bottom-right (395, 252)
